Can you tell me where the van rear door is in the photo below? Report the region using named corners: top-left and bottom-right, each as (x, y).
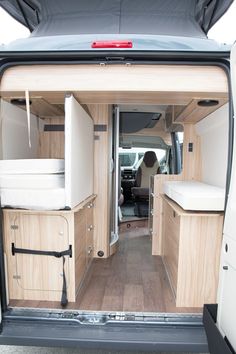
top-left (203, 42), bottom-right (236, 354)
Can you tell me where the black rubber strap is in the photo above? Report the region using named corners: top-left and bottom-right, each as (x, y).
top-left (12, 243), bottom-right (72, 307)
top-left (61, 256), bottom-right (68, 307)
top-left (11, 244), bottom-right (72, 258)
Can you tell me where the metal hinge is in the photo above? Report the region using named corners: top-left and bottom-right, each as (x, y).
top-left (11, 225), bottom-right (18, 230)
top-left (13, 275), bottom-right (21, 280)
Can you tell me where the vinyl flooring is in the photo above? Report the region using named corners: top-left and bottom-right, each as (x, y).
top-left (10, 226), bottom-right (202, 314)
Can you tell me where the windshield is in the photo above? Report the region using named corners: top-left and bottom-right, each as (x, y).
top-left (119, 148), bottom-right (166, 169)
top-left (119, 152), bottom-right (137, 167)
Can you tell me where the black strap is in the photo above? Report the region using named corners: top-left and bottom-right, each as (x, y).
top-left (12, 243), bottom-right (72, 307)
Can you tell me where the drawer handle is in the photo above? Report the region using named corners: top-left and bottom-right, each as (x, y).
top-left (173, 211), bottom-right (176, 218)
top-left (87, 203), bottom-right (94, 209)
top-left (88, 225), bottom-right (93, 231)
top-left (88, 246), bottom-right (93, 255)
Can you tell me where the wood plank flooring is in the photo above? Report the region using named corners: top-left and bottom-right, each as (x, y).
top-left (9, 227), bottom-right (202, 313)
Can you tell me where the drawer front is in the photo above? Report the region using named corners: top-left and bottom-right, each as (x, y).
top-left (162, 200), bottom-right (180, 294)
top-left (75, 208), bottom-right (87, 290)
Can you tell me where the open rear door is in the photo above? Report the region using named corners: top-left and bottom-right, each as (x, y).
top-left (203, 43), bottom-right (236, 354)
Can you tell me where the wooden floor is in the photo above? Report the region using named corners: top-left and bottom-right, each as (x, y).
top-left (10, 227), bottom-right (202, 314)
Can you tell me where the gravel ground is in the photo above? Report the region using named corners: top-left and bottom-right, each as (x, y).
top-left (0, 347), bottom-right (209, 354)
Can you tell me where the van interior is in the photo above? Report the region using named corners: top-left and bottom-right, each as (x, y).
top-left (0, 64), bottom-right (229, 316)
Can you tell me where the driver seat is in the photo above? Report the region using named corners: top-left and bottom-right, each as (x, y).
top-left (132, 151), bottom-right (160, 216)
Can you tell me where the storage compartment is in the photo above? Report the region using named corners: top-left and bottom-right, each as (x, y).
top-left (162, 195), bottom-right (223, 307)
top-left (4, 196), bottom-right (96, 304)
top-left (0, 95), bottom-right (94, 210)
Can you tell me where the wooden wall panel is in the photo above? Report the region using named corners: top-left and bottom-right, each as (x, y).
top-left (38, 118), bottom-right (65, 159)
top-left (174, 98), bottom-right (228, 124)
top-left (182, 123), bottom-right (202, 181)
top-left (86, 104), bottom-right (112, 258)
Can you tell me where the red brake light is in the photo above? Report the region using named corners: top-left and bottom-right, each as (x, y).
top-left (91, 40), bottom-right (133, 49)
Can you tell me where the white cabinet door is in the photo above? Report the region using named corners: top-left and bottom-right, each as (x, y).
top-left (65, 94), bottom-right (94, 209)
top-left (216, 43), bottom-right (236, 352)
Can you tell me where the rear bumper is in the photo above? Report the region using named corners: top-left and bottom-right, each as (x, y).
top-left (203, 305), bottom-right (235, 354)
top-left (0, 317), bottom-right (208, 352)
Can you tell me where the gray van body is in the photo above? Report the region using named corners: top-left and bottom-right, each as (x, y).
top-left (0, 1), bottom-right (234, 353)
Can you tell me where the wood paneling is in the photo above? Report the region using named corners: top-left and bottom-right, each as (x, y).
top-left (182, 123), bottom-right (202, 181)
top-left (86, 104), bottom-right (112, 258)
top-left (1, 65), bottom-right (228, 105)
top-left (3, 96), bottom-right (64, 118)
top-left (162, 195), bottom-right (223, 307)
top-left (3, 211), bottom-right (75, 302)
top-left (38, 118), bottom-right (65, 159)
top-left (3, 195), bottom-right (96, 304)
top-left (162, 200), bottom-right (180, 295)
top-left (152, 174), bottom-right (183, 255)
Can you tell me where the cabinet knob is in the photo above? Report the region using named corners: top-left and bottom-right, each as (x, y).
top-left (88, 246), bottom-right (93, 255)
top-left (88, 225), bottom-right (93, 231)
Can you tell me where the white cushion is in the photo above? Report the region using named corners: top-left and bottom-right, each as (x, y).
top-left (0, 159), bottom-right (64, 175)
top-left (0, 174), bottom-right (64, 189)
top-left (0, 188), bottom-right (66, 210)
top-left (163, 181), bottom-right (225, 211)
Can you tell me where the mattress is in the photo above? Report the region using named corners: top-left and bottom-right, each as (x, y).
top-left (163, 181), bottom-right (225, 211)
top-left (0, 159), bottom-right (65, 174)
top-left (0, 174), bottom-right (64, 189)
top-left (0, 188), bottom-right (66, 210)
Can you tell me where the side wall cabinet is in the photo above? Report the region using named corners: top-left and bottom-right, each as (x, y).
top-left (162, 195), bottom-right (223, 307)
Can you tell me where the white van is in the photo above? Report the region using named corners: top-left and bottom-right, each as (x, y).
top-left (0, 1), bottom-right (235, 353)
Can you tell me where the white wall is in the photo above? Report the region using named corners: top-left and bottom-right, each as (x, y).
top-left (65, 95), bottom-right (94, 208)
top-left (196, 104), bottom-right (229, 188)
top-left (0, 100), bottom-right (40, 159)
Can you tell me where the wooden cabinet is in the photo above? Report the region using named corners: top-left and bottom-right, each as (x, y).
top-left (162, 195), bottom-right (223, 307)
top-left (3, 195), bottom-right (96, 304)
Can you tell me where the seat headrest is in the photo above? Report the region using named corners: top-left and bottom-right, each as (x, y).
top-left (143, 151), bottom-right (157, 168)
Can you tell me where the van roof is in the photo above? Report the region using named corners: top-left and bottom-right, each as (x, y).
top-left (0, 0), bottom-right (233, 37)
